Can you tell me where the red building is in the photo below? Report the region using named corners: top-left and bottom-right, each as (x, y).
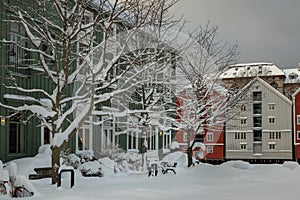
top-left (175, 85), bottom-right (225, 163)
top-left (293, 88), bottom-right (300, 162)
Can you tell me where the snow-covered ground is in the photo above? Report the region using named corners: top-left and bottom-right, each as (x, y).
top-left (1, 147), bottom-right (300, 200)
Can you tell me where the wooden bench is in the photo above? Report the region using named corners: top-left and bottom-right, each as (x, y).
top-left (29, 167), bottom-right (52, 180)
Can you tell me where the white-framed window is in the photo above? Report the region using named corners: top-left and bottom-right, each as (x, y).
top-left (235, 132), bottom-right (246, 140)
top-left (268, 103), bottom-right (275, 110)
top-left (269, 144), bottom-right (276, 150)
top-left (268, 117), bottom-right (275, 124)
top-left (269, 132), bottom-right (281, 139)
top-left (241, 105), bottom-right (246, 112)
top-left (241, 119), bottom-right (247, 125)
top-left (103, 129), bottom-right (113, 148)
top-left (146, 127), bottom-right (157, 151)
top-left (163, 131), bottom-right (171, 150)
top-left (183, 133), bottom-right (188, 142)
top-left (78, 127), bottom-right (91, 150)
top-left (297, 131), bottom-right (300, 140)
top-left (297, 115), bottom-right (300, 125)
top-left (275, 132), bottom-right (281, 139)
top-left (240, 144), bottom-right (247, 150)
top-left (207, 146), bottom-right (213, 153)
top-left (128, 131), bottom-right (138, 150)
top-left (206, 133), bottom-right (213, 142)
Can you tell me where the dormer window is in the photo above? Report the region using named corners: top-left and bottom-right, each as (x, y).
top-left (288, 73), bottom-right (298, 80)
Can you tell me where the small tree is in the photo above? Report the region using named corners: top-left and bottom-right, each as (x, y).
top-left (177, 22), bottom-right (239, 167)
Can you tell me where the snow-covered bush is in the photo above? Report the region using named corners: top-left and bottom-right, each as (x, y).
top-left (79, 161), bottom-right (103, 177)
top-left (76, 150), bottom-right (96, 163)
top-left (111, 152), bottom-right (142, 172)
top-left (62, 154), bottom-right (81, 169)
top-left (98, 145), bottom-right (124, 158)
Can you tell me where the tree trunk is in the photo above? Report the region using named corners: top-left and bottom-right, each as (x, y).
top-left (51, 145), bottom-right (61, 184)
top-left (187, 146), bottom-right (193, 167)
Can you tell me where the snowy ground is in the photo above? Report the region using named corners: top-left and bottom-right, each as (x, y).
top-left (2, 148), bottom-right (300, 200)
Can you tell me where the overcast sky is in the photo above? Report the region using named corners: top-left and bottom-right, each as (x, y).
top-left (171, 0), bottom-right (300, 68)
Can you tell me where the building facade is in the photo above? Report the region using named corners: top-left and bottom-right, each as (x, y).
top-left (225, 77), bottom-right (293, 161)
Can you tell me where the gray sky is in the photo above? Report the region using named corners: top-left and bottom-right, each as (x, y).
top-left (171, 0), bottom-right (300, 68)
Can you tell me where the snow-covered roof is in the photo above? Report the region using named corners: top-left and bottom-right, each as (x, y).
top-left (220, 62), bottom-right (285, 79)
top-left (283, 68), bottom-right (300, 84)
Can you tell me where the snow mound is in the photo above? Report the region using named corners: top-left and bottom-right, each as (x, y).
top-left (162, 151), bottom-right (188, 167)
top-left (99, 157), bottom-right (116, 169)
top-left (282, 161), bottom-right (299, 170)
top-left (221, 161), bottom-right (251, 170)
top-left (34, 145), bottom-right (52, 159)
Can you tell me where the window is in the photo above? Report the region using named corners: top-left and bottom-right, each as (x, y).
top-left (275, 132), bottom-right (281, 139)
top-left (268, 104), bottom-right (275, 110)
top-left (235, 132), bottom-right (240, 140)
top-left (269, 132), bottom-right (275, 139)
top-left (241, 105), bottom-right (246, 112)
top-left (297, 115), bottom-right (300, 125)
top-left (298, 131), bottom-right (300, 140)
top-left (104, 129), bottom-right (113, 149)
top-left (183, 133), bottom-right (188, 142)
top-left (269, 132), bottom-right (281, 139)
top-left (269, 144), bottom-right (276, 150)
top-left (147, 128), bottom-right (156, 150)
top-left (253, 117), bottom-right (262, 127)
top-left (240, 144), bottom-right (247, 150)
top-left (9, 22), bottom-right (27, 65)
top-left (269, 117), bottom-right (275, 124)
top-left (163, 132), bottom-right (171, 149)
top-left (253, 130), bottom-right (262, 141)
top-left (128, 132), bottom-right (138, 149)
top-left (241, 132), bottom-right (246, 139)
top-left (241, 119), bottom-right (247, 125)
top-left (206, 134), bottom-right (213, 142)
top-left (253, 103), bottom-right (262, 114)
top-left (207, 146), bottom-right (213, 153)
top-left (235, 132), bottom-right (246, 140)
top-left (253, 91), bottom-right (262, 101)
top-left (270, 82), bottom-right (278, 89)
top-left (9, 113), bottom-right (27, 154)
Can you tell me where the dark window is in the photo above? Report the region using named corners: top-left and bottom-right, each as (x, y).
top-left (253, 130), bottom-right (262, 142)
top-left (253, 91), bottom-right (262, 101)
top-left (9, 113), bottom-right (26, 154)
top-left (253, 117), bottom-right (262, 127)
top-left (253, 103), bottom-right (262, 114)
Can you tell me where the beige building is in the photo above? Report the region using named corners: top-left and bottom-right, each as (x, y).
top-left (225, 77), bottom-right (292, 161)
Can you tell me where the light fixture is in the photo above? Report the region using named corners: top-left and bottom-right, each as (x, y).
top-left (159, 130), bottom-right (163, 136)
top-left (1, 116), bottom-right (5, 126)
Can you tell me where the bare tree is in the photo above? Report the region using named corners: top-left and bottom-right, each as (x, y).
top-left (177, 22), bottom-right (239, 167)
top-left (0, 0), bottom-right (180, 184)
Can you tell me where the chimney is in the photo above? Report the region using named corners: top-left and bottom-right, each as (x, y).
top-left (298, 63), bottom-right (300, 71)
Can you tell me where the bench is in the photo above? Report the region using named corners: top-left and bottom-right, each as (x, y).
top-left (29, 167), bottom-right (52, 180)
top-left (160, 162), bottom-right (177, 175)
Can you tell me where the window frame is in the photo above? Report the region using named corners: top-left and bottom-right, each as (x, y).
top-left (268, 117), bottom-right (275, 124)
top-left (206, 133), bottom-right (213, 142)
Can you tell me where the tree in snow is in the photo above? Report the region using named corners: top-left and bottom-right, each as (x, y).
top-left (176, 22), bottom-right (239, 166)
top-left (0, 0), bottom-right (180, 184)
top-left (92, 1), bottom-right (182, 170)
